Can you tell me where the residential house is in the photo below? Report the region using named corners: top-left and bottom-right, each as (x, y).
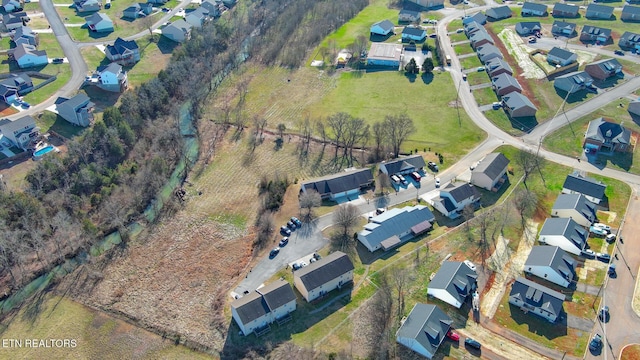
top-left (553, 71), bottom-right (594, 94)
top-left (622, 5), bottom-right (640, 21)
top-left (96, 63), bottom-right (128, 92)
top-left (492, 73), bottom-right (522, 96)
top-left (379, 154), bottom-right (426, 176)
top-left (462, 12), bottom-right (487, 25)
top-left (486, 5), bottom-right (512, 21)
top-left (547, 46), bottom-right (577, 66)
top-left (427, 261), bottom-right (477, 308)
top-left (147, 0), bottom-right (167, 4)
top-left (396, 303), bottom-right (452, 359)
top-left (402, 27), bottom-right (426, 42)
top-left (469, 30), bottom-right (494, 49)
top-left (122, 4), bottom-right (142, 19)
top-left (55, 94), bottom-right (95, 127)
top-left (502, 91), bottom-right (537, 118)
top-left (162, 20), bottom-right (193, 43)
top-left (200, 0), bottom-right (222, 17)
top-left (551, 20), bottom-right (577, 36)
top-left (185, 7), bottom-right (210, 28)
top-left (509, 277), bottom-right (566, 322)
top-left (619, 31), bottom-right (640, 51)
top-left (0, 115), bottom-right (38, 150)
top-left (551, 193), bottom-right (597, 228)
top-left (485, 57), bottom-right (513, 77)
top-left (628, 0), bottom-right (640, 4)
top-left (585, 58), bottom-right (622, 80)
top-left (584, 117), bottom-right (631, 153)
top-left (370, 19), bottom-right (394, 37)
top-left (628, 98), bottom-right (640, 117)
top-left (2, 12), bottom-right (28, 32)
top-left (464, 21), bottom-right (485, 36)
top-left (11, 43), bottom-right (47, 69)
top-left (105, 37), bottom-right (140, 66)
top-left (0, 73), bottom-right (32, 104)
top-left (220, 0), bottom-right (235, 7)
top-left (580, 25), bottom-right (612, 43)
top-left (552, 3), bottom-right (579, 18)
top-left (11, 26), bottom-right (37, 47)
top-left (405, 0), bottom-right (445, 9)
top-left (562, 172), bottom-right (606, 205)
top-left (230, 279), bottom-right (296, 336)
top-left (538, 217), bottom-right (587, 255)
top-left (521, 2), bottom-right (547, 17)
top-left (470, 152), bottom-right (510, 191)
top-left (525, 246), bottom-right (576, 288)
top-left (357, 205), bottom-right (435, 252)
top-left (86, 12), bottom-right (113, 32)
top-left (476, 43), bottom-right (503, 63)
top-left (2, 0), bottom-right (21, 13)
top-left (367, 43), bottom-right (403, 67)
top-left (293, 251), bottom-right (354, 302)
top-left (398, 9), bottom-right (420, 23)
top-left (432, 182), bottom-right (481, 219)
top-left (300, 168), bottom-right (374, 201)
top-left (515, 21), bottom-right (541, 36)
top-left (74, 0), bottom-right (101, 13)
top-left (586, 4), bottom-right (614, 20)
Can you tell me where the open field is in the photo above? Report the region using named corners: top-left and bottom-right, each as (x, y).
top-left (473, 85), bottom-right (497, 105)
top-left (0, 295), bottom-right (212, 359)
top-left (126, 36), bottom-right (172, 87)
top-left (460, 54), bottom-right (482, 70)
top-left (60, 6), bottom-right (164, 42)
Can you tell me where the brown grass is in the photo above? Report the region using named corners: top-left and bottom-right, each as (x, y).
top-left (622, 344), bottom-right (640, 360)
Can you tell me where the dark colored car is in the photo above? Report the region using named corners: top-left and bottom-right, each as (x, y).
top-left (52, 58), bottom-right (64, 64)
top-left (614, 50), bottom-right (624, 56)
top-left (280, 226), bottom-right (291, 236)
top-left (21, 102), bottom-right (30, 109)
top-left (597, 253), bottom-right (611, 263)
top-left (464, 338), bottom-right (481, 350)
top-left (589, 334), bottom-right (602, 351)
top-left (291, 216), bottom-right (302, 227)
top-left (287, 221), bottom-right (296, 229)
top-left (269, 247), bottom-right (280, 258)
top-left (279, 237), bottom-right (289, 247)
top-left (428, 161), bottom-right (439, 172)
top-left (599, 306), bottom-right (609, 322)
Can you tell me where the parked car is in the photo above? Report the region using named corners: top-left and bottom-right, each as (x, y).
top-left (376, 208), bottom-right (386, 215)
top-left (528, 37), bottom-right (536, 43)
top-left (279, 237), bottom-right (289, 247)
top-left (162, 7), bottom-right (171, 11)
top-left (291, 216), bottom-right (302, 227)
top-left (593, 223), bottom-right (611, 233)
top-left (464, 260), bottom-right (476, 272)
top-left (605, 233), bottom-right (616, 243)
top-left (614, 50), bottom-right (625, 56)
top-left (429, 33), bottom-right (437, 38)
top-left (287, 221), bottom-right (296, 229)
top-left (608, 264), bottom-right (616, 276)
top-left (446, 330), bottom-right (460, 341)
top-left (456, 28), bottom-right (464, 33)
top-left (52, 58), bottom-right (64, 64)
top-left (464, 338), bottom-right (482, 350)
top-left (589, 334), bottom-right (602, 351)
top-left (391, 174), bottom-right (401, 183)
top-left (596, 253), bottom-right (611, 263)
top-left (477, 67), bottom-right (485, 72)
top-left (292, 262), bottom-right (303, 270)
top-left (599, 306), bottom-right (609, 322)
top-left (397, 174), bottom-right (408, 185)
top-left (492, 102), bottom-right (502, 109)
top-left (280, 226), bottom-right (291, 236)
top-left (21, 102), bottom-right (30, 109)
top-left (581, 249), bottom-right (596, 258)
top-left (590, 226), bottom-right (608, 237)
top-left (410, 171), bottom-right (422, 181)
top-left (428, 161), bottom-right (439, 172)
top-left (462, 73), bottom-right (467, 81)
top-left (269, 247), bottom-right (280, 258)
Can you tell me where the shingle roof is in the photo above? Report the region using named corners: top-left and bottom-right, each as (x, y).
top-left (510, 277), bottom-right (565, 318)
top-left (548, 46), bottom-right (576, 60)
top-left (359, 205), bottom-right (435, 248)
top-left (257, 279), bottom-right (296, 312)
top-left (485, 58), bottom-right (512, 74)
top-left (0, 115), bottom-right (36, 134)
top-left (402, 27), bottom-right (426, 37)
top-left (522, 2), bottom-right (547, 13)
top-left (428, 261), bottom-right (477, 307)
top-left (399, 9), bottom-right (420, 19)
top-left (515, 21), bottom-right (541, 34)
top-left (464, 12), bottom-right (487, 25)
top-left (552, 193), bottom-right (597, 223)
top-left (472, 152), bottom-right (510, 180)
top-left (13, 43), bottom-right (46, 59)
top-left (381, 154), bottom-right (426, 175)
top-left (57, 93), bottom-right (92, 111)
top-left (476, 44), bottom-right (502, 60)
top-left (553, 3), bottom-right (579, 15)
top-left (301, 168), bottom-right (373, 197)
top-left (486, 5), bottom-right (512, 19)
top-left (562, 172), bottom-right (606, 200)
top-left (585, 117), bottom-right (631, 145)
top-left (552, 20), bottom-right (577, 34)
top-left (620, 31), bottom-right (640, 44)
top-left (396, 303), bottom-right (452, 357)
top-left (525, 246), bottom-right (575, 284)
top-left (106, 37), bottom-right (139, 57)
top-left (503, 91), bottom-right (536, 111)
top-left (623, 5), bottom-right (640, 16)
top-left (372, 19), bottom-right (394, 32)
top-left (587, 58), bottom-right (622, 74)
top-left (492, 73), bottom-right (522, 92)
top-left (230, 291), bottom-right (268, 325)
top-left (98, 62), bottom-right (122, 75)
top-left (587, 3), bottom-right (614, 17)
top-left (470, 31), bottom-right (493, 44)
top-left (581, 25), bottom-right (612, 38)
top-left (295, 251), bottom-right (354, 292)
top-left (86, 12), bottom-right (112, 25)
top-left (539, 217), bottom-right (587, 249)
top-left (442, 182), bottom-right (480, 203)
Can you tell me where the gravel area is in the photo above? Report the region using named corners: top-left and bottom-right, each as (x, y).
top-left (498, 29), bottom-right (545, 80)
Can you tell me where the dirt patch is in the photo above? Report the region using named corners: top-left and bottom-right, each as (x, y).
top-left (622, 344), bottom-right (640, 360)
top-left (448, 100), bottom-right (462, 108)
top-left (458, 322), bottom-right (548, 360)
top-left (597, 210), bottom-right (617, 224)
top-left (497, 28), bottom-right (546, 80)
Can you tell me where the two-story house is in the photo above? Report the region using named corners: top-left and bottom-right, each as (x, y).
top-left (293, 251), bottom-right (354, 302)
top-left (358, 205), bottom-right (435, 252)
top-left (432, 182), bottom-right (481, 219)
top-left (538, 217), bottom-right (587, 255)
top-left (230, 279), bottom-right (296, 336)
top-left (55, 94), bottom-right (95, 127)
top-left (551, 193), bottom-right (597, 228)
top-left (470, 152), bottom-right (510, 191)
top-left (524, 246), bottom-right (576, 288)
top-left (0, 115), bottom-right (38, 150)
top-left (105, 37), bottom-right (140, 66)
top-left (509, 276), bottom-right (566, 322)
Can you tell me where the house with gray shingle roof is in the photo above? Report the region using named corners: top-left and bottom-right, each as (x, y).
top-left (464, 21), bottom-right (485, 36)
top-left (293, 251), bottom-right (354, 302)
top-left (553, 3), bottom-right (579, 18)
top-left (515, 21), bottom-right (541, 36)
top-left (86, 12), bottom-right (113, 32)
top-left (463, 12), bottom-right (487, 25)
top-left (469, 30), bottom-right (494, 49)
top-left (370, 19), bottom-right (395, 36)
top-left (586, 3), bottom-right (614, 20)
top-left (584, 117), bottom-right (631, 153)
top-left (492, 73), bottom-right (522, 96)
top-left (552, 20), bottom-right (576, 36)
top-left (105, 37), bottom-right (140, 65)
top-left (585, 58), bottom-right (622, 80)
top-left (358, 205), bottom-right (435, 252)
top-left (502, 91), bottom-right (537, 118)
top-left (2, 0), bottom-right (21, 13)
top-left (0, 73), bottom-right (32, 104)
top-left (11, 43), bottom-right (47, 69)
top-left (55, 94), bottom-right (94, 127)
top-left (162, 19), bottom-right (193, 43)
top-left (622, 5), bottom-right (640, 21)
top-left (485, 57), bottom-right (512, 77)
top-left (380, 154), bottom-right (426, 176)
top-left (547, 46), bottom-right (577, 66)
top-left (554, 71), bottom-right (594, 94)
top-left (0, 115), bottom-right (38, 149)
top-left (476, 43), bottom-right (503, 63)
top-left (471, 152), bottom-right (510, 191)
top-left (11, 26), bottom-right (38, 47)
top-left (427, 261), bottom-right (477, 308)
top-left (521, 2), bottom-right (547, 16)
top-left (551, 193), bottom-right (597, 228)
top-left (486, 5), bottom-right (512, 21)
top-left (538, 217), bottom-right (587, 255)
top-left (185, 6), bottom-right (210, 28)
top-left (525, 246), bottom-right (576, 288)
top-left (398, 9), bottom-right (420, 23)
top-left (580, 25), bottom-right (612, 43)
top-left (432, 182), bottom-right (481, 219)
top-left (74, 0), bottom-right (101, 13)
top-left (562, 172), bottom-right (606, 205)
top-left (402, 27), bottom-right (427, 42)
top-left (619, 31), bottom-right (640, 50)
top-left (1, 12), bottom-right (29, 32)
top-left (300, 168), bottom-right (374, 201)
top-left (230, 279), bottom-right (296, 336)
top-left (628, 98), bottom-right (640, 117)
top-left (509, 276), bottom-right (566, 322)
top-left (396, 303), bottom-right (452, 359)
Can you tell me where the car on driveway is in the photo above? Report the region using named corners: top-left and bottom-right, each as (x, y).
top-left (528, 37), bottom-right (536, 43)
top-left (279, 237), bottom-right (289, 247)
top-left (464, 260), bottom-right (476, 272)
top-left (21, 102), bottom-right (30, 109)
top-left (397, 174), bottom-right (408, 185)
top-left (492, 101), bottom-right (502, 109)
top-left (280, 226), bottom-right (291, 236)
top-left (589, 334), bottom-right (602, 351)
top-left (581, 249), bottom-right (596, 258)
top-left (287, 220), bottom-right (296, 229)
top-left (477, 67), bottom-right (485, 72)
top-left (428, 161), bottom-right (439, 172)
top-left (391, 174), bottom-right (401, 183)
top-left (614, 50), bottom-right (624, 56)
top-left (605, 233), bottom-right (616, 243)
top-left (269, 247), bottom-right (280, 258)
top-left (52, 58), bottom-right (64, 64)
top-left (446, 330), bottom-right (460, 341)
top-left (596, 253), bottom-right (611, 263)
top-left (291, 216), bottom-right (302, 227)
top-left (464, 338), bottom-right (481, 350)
top-left (593, 223), bottom-right (611, 233)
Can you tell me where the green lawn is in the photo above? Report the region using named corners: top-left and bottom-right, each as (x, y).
top-left (472, 85), bottom-right (497, 105)
top-left (449, 32), bottom-right (468, 43)
top-left (37, 111), bottom-right (86, 139)
top-left (543, 98), bottom-right (640, 176)
top-left (36, 33), bottom-right (65, 58)
top-left (22, 64), bottom-right (72, 105)
top-left (454, 42), bottom-right (475, 56)
top-left (460, 54), bottom-right (482, 70)
top-left (447, 19), bottom-right (463, 32)
top-left (81, 46), bottom-right (109, 71)
top-left (466, 70), bottom-right (489, 86)
top-left (126, 36), bottom-right (172, 87)
top-left (0, 36), bottom-right (11, 52)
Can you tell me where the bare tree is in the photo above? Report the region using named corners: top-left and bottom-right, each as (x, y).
top-left (377, 171), bottom-right (391, 196)
top-left (277, 123), bottom-right (286, 139)
top-left (298, 115), bottom-right (313, 155)
top-left (254, 211), bottom-right (274, 252)
top-left (368, 271), bottom-right (394, 360)
top-left (390, 265), bottom-right (410, 319)
top-left (315, 118), bottom-right (328, 150)
top-left (383, 114), bottom-right (416, 158)
top-left (327, 112), bottom-right (351, 160)
top-left (513, 188), bottom-right (538, 230)
top-left (463, 204), bottom-right (475, 242)
top-left (299, 190), bottom-right (321, 221)
top-left (371, 121), bottom-right (386, 162)
top-left (343, 116), bottom-right (369, 166)
top-left (333, 203), bottom-right (359, 237)
top-left (516, 149), bottom-right (545, 189)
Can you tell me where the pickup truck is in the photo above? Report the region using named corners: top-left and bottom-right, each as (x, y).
top-left (590, 226), bottom-right (608, 236)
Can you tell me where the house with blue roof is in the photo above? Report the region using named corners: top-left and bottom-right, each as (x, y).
top-left (357, 204), bottom-right (435, 252)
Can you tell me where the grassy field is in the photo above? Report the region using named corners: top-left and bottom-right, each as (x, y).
top-left (454, 42), bottom-right (475, 56)
top-left (466, 70), bottom-right (489, 86)
top-left (126, 35), bottom-right (172, 87)
top-left (0, 295), bottom-right (213, 359)
top-left (449, 32), bottom-right (468, 43)
top-left (37, 111), bottom-right (86, 139)
top-left (460, 54), bottom-right (482, 70)
top-left (473, 85), bottom-right (498, 105)
top-left (543, 98), bottom-right (640, 175)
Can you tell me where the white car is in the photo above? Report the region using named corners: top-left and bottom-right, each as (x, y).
top-left (435, 177), bottom-right (441, 188)
top-left (593, 223), bottom-right (611, 232)
top-left (464, 260), bottom-right (477, 272)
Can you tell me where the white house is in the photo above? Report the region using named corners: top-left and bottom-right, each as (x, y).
top-left (547, 47), bottom-right (577, 66)
top-left (370, 19), bottom-right (394, 36)
top-left (427, 261), bottom-right (477, 308)
top-left (470, 152), bottom-right (510, 191)
top-left (551, 193), bottom-right (597, 227)
top-left (162, 20), bottom-right (193, 43)
top-left (524, 246), bottom-right (576, 288)
top-left (358, 205), bottom-right (435, 252)
top-left (230, 279), bottom-right (296, 336)
top-left (538, 217), bottom-right (587, 255)
top-left (0, 115), bottom-right (38, 150)
top-left (96, 63), bottom-right (128, 92)
top-left (300, 168), bottom-right (374, 202)
top-left (293, 251), bottom-right (354, 302)
top-left (562, 172), bottom-right (606, 205)
top-left (396, 303), bottom-right (452, 359)
top-left (432, 182), bottom-right (481, 219)
top-left (509, 277), bottom-right (565, 322)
